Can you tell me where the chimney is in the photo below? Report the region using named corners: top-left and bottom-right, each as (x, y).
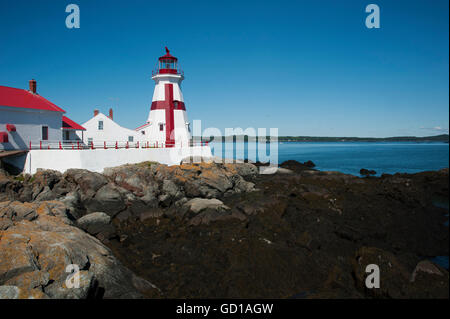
top-left (29, 79), bottom-right (37, 94)
top-left (94, 109), bottom-right (99, 117)
top-left (108, 108), bottom-right (113, 120)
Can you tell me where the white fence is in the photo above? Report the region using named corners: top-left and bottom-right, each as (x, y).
top-left (27, 140), bottom-right (209, 150)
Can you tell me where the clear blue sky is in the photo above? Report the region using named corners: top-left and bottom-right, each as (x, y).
top-left (0, 0), bottom-right (448, 137)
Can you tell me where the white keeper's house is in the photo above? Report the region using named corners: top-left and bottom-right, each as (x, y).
top-left (77, 108), bottom-right (140, 147)
top-left (0, 80), bottom-right (85, 151)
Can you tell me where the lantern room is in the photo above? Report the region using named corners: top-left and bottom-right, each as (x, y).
top-left (155, 47), bottom-right (181, 75)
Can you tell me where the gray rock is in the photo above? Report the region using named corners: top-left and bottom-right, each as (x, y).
top-left (31, 184), bottom-right (44, 200)
top-left (18, 185), bottom-right (33, 202)
top-left (233, 175), bottom-right (255, 192)
top-left (64, 169), bottom-right (108, 198)
top-left (85, 183), bottom-right (126, 217)
top-left (410, 260), bottom-right (444, 283)
top-left (4, 270), bottom-right (50, 290)
top-left (0, 168), bottom-right (9, 177)
top-left (258, 166), bottom-right (279, 175)
top-left (35, 186), bottom-right (57, 201)
top-left (232, 163), bottom-right (258, 177)
top-left (44, 271), bottom-right (96, 299)
top-left (184, 198), bottom-right (230, 214)
top-left (174, 197), bottom-right (188, 207)
top-left (188, 207), bottom-right (239, 226)
top-left (115, 210), bottom-right (132, 222)
top-left (33, 169), bottom-right (62, 189)
top-left (0, 203), bottom-right (152, 299)
top-left (141, 187), bottom-right (159, 207)
top-left (158, 194), bottom-right (171, 207)
top-left (162, 179), bottom-right (180, 197)
top-left (76, 212), bottom-right (113, 236)
top-left (60, 190), bottom-right (82, 219)
top-left (52, 179), bottom-right (74, 196)
top-left (131, 274), bottom-right (160, 293)
top-left (276, 168), bottom-right (294, 174)
top-left (139, 209), bottom-right (164, 222)
top-left (9, 201), bottom-right (38, 221)
top-left (180, 156), bottom-right (214, 164)
top-left (0, 285), bottom-right (19, 299)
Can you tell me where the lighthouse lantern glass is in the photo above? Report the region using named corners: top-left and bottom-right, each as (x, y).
top-left (160, 59), bottom-right (176, 70)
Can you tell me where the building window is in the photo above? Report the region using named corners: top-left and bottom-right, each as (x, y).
top-left (88, 138), bottom-right (93, 145)
top-left (141, 131), bottom-right (145, 135)
top-left (98, 121), bottom-right (103, 130)
top-left (42, 126), bottom-right (48, 140)
top-left (128, 136), bottom-right (134, 142)
top-left (64, 131), bottom-right (70, 140)
top-left (159, 124), bottom-right (164, 131)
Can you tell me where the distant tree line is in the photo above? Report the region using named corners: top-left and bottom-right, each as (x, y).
top-left (193, 134), bottom-right (449, 143)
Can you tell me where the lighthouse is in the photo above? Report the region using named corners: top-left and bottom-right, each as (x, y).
top-left (141, 47), bottom-right (190, 147)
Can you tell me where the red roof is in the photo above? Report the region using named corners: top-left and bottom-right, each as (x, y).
top-left (0, 85), bottom-right (66, 113)
top-left (62, 116), bottom-right (86, 131)
top-left (135, 122), bottom-right (151, 130)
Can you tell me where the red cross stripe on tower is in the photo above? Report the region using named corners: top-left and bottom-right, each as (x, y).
top-left (150, 83), bottom-right (186, 147)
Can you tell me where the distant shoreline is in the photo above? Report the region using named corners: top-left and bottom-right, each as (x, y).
top-left (277, 134), bottom-right (449, 143)
top-left (202, 134), bottom-right (449, 143)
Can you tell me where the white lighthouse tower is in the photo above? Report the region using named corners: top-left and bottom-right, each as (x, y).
top-left (139, 47), bottom-right (190, 147)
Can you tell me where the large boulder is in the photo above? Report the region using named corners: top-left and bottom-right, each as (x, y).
top-left (182, 198), bottom-right (245, 226)
top-left (0, 200), bottom-right (73, 230)
top-left (35, 186), bottom-right (58, 201)
top-left (84, 183), bottom-right (127, 217)
top-left (151, 162), bottom-right (256, 199)
top-left (280, 160), bottom-right (317, 173)
top-left (224, 163), bottom-right (258, 177)
top-left (59, 190), bottom-right (83, 219)
top-left (64, 169), bottom-right (108, 198)
top-left (184, 198), bottom-right (230, 213)
top-left (104, 163), bottom-right (159, 195)
top-left (33, 169), bottom-right (62, 190)
top-left (0, 285), bottom-right (49, 299)
top-left (0, 176), bottom-right (22, 202)
top-left (0, 201), bottom-right (158, 299)
top-left (405, 260), bottom-right (449, 298)
top-left (76, 212), bottom-right (116, 241)
top-left (355, 254), bottom-right (447, 299)
top-left (360, 168), bottom-right (376, 177)
top-left (160, 179), bottom-right (183, 205)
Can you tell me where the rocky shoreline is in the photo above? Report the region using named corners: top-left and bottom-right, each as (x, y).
top-left (0, 160), bottom-right (448, 298)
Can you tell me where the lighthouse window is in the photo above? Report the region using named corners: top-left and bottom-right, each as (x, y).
top-left (174, 101), bottom-right (178, 108)
top-left (98, 121), bottom-right (103, 130)
top-left (42, 126), bottom-right (48, 140)
top-left (159, 124), bottom-right (164, 131)
top-left (162, 59), bottom-right (175, 69)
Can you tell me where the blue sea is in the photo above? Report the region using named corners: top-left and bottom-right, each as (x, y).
top-left (211, 141), bottom-right (449, 176)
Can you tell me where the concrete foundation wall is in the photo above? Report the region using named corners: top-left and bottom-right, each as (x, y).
top-left (15, 146), bottom-right (212, 174)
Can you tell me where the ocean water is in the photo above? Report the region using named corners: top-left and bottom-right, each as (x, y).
top-left (210, 142), bottom-right (449, 176)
